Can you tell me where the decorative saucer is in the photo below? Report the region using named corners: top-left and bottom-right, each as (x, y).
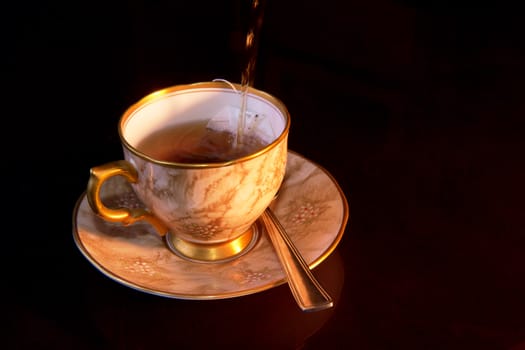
top-left (73, 151), bottom-right (349, 300)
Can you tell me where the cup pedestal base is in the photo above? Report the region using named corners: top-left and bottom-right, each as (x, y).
top-left (164, 221), bottom-right (261, 263)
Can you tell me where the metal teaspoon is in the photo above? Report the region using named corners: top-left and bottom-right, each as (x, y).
top-left (260, 207), bottom-right (334, 312)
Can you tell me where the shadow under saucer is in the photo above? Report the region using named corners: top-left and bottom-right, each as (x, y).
top-left (79, 249), bottom-right (346, 349)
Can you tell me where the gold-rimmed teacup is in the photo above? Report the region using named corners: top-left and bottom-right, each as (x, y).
top-left (86, 81), bottom-right (290, 263)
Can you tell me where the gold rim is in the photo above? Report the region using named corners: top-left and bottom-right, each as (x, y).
top-left (118, 81), bottom-right (291, 169)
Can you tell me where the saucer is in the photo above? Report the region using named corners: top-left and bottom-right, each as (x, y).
top-left (73, 151), bottom-right (349, 300)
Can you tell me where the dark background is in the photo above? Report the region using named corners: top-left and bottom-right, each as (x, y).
top-left (6, 1), bottom-right (525, 349)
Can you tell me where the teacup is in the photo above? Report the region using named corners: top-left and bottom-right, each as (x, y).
top-left (86, 81), bottom-right (290, 263)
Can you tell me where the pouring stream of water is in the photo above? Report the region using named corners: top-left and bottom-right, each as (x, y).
top-left (236, 0), bottom-right (266, 147)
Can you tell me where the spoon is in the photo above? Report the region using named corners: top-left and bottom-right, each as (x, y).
top-left (260, 207), bottom-right (334, 312)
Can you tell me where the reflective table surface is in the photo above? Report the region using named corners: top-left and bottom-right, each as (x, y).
top-left (6, 2), bottom-right (525, 349)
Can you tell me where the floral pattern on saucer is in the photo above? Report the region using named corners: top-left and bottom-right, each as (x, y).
top-left (73, 151), bottom-right (349, 300)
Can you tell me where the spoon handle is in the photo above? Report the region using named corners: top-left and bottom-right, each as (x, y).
top-left (260, 208), bottom-right (334, 312)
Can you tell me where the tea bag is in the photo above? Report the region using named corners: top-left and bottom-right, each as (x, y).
top-left (205, 105), bottom-right (274, 145)
top-left (194, 105), bottom-right (275, 160)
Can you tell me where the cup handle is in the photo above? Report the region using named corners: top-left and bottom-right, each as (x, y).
top-left (86, 160), bottom-right (169, 236)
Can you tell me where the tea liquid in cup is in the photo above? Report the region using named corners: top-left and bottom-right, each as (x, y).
top-left (87, 81), bottom-right (290, 263)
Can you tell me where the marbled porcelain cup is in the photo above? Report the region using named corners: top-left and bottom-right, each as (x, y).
top-left (86, 81), bottom-right (290, 263)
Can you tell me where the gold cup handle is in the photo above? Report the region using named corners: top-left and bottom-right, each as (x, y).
top-left (86, 160), bottom-right (169, 236)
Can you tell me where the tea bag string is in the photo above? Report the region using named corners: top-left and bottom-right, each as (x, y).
top-left (212, 79), bottom-right (239, 92)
